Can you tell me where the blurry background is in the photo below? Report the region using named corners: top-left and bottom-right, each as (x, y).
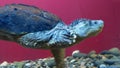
top-left (0, 0), bottom-right (120, 62)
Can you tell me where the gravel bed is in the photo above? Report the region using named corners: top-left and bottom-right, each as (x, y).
top-left (0, 47), bottom-right (120, 68)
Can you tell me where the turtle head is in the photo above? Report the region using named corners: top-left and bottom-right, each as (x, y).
top-left (70, 19), bottom-right (104, 38)
top-left (48, 19), bottom-right (104, 48)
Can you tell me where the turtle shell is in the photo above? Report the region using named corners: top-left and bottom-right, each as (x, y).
top-left (0, 4), bottom-right (62, 35)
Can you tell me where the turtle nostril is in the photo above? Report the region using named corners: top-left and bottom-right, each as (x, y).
top-left (14, 8), bottom-right (18, 11)
top-left (94, 22), bottom-right (97, 24)
top-left (89, 22), bottom-right (92, 26)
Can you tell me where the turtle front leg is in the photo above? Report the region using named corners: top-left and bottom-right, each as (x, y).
top-left (51, 48), bottom-right (66, 68)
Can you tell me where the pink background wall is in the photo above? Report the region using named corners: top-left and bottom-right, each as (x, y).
top-left (0, 0), bottom-right (120, 62)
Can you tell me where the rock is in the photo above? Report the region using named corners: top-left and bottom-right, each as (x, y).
top-left (104, 60), bottom-right (115, 65)
top-left (9, 63), bottom-right (18, 68)
top-left (0, 61), bottom-right (9, 66)
top-left (13, 61), bottom-right (24, 68)
top-left (107, 65), bottom-right (119, 68)
top-left (100, 50), bottom-right (112, 55)
top-left (41, 62), bottom-right (47, 67)
top-left (104, 59), bottom-right (120, 65)
top-left (93, 60), bottom-right (104, 67)
top-left (72, 50), bottom-right (80, 58)
top-left (36, 59), bottom-right (43, 64)
top-left (72, 50), bottom-right (87, 58)
top-left (99, 64), bottom-right (107, 68)
top-left (66, 56), bottom-right (73, 62)
top-left (22, 60), bottom-right (37, 68)
top-left (79, 65), bottom-right (86, 68)
top-left (80, 61), bottom-right (86, 66)
top-left (45, 58), bottom-right (56, 67)
top-left (70, 59), bottom-right (77, 63)
top-left (109, 47), bottom-right (120, 56)
top-left (23, 62), bottom-right (32, 68)
top-left (88, 50), bottom-right (96, 55)
top-left (88, 50), bottom-right (97, 59)
top-left (104, 54), bottom-right (114, 59)
top-left (89, 54), bottom-right (97, 58)
top-left (100, 48), bottom-right (120, 56)
top-left (72, 50), bottom-right (80, 55)
top-left (86, 62), bottom-right (94, 68)
top-left (96, 54), bottom-right (103, 60)
top-left (109, 47), bottom-right (120, 52)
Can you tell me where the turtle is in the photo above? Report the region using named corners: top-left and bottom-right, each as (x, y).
top-left (0, 4), bottom-right (104, 68)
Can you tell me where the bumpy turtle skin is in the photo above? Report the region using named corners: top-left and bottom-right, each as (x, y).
top-left (0, 4), bottom-right (61, 35)
top-left (19, 23), bottom-right (76, 49)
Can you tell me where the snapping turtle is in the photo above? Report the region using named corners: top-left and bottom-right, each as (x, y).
top-left (0, 4), bottom-right (104, 68)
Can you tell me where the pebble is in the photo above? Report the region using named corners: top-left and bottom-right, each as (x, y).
top-left (44, 58), bottom-right (56, 67)
top-left (109, 47), bottom-right (120, 56)
top-left (88, 50), bottom-right (96, 55)
top-left (107, 65), bottom-right (119, 68)
top-left (72, 50), bottom-right (80, 55)
top-left (99, 64), bottom-right (107, 68)
top-left (100, 50), bottom-right (112, 55)
top-left (0, 61), bottom-right (9, 66)
top-left (72, 50), bottom-right (87, 58)
top-left (109, 47), bottom-right (120, 52)
top-left (101, 48), bottom-right (120, 56)
top-left (104, 60), bottom-right (116, 65)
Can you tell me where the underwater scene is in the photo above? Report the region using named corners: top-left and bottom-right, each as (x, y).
top-left (0, 0), bottom-right (120, 68)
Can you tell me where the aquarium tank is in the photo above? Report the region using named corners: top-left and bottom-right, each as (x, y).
top-left (0, 0), bottom-right (120, 68)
